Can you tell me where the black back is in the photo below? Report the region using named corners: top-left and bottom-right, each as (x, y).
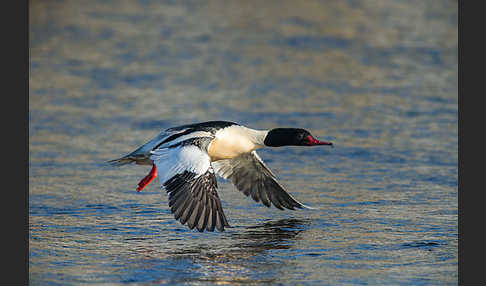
top-left (167, 121), bottom-right (238, 133)
top-left (152, 121), bottom-right (238, 151)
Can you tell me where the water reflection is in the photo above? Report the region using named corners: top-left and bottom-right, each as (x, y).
top-left (122, 219), bottom-right (311, 284)
top-left (130, 218), bottom-right (310, 259)
top-left (229, 218), bottom-right (310, 251)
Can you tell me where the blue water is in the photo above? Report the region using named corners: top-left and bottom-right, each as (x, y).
top-left (30, 0), bottom-right (457, 285)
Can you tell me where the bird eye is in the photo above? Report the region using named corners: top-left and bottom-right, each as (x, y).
top-left (299, 133), bottom-right (307, 142)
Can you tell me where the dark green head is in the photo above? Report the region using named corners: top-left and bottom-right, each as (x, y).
top-left (264, 128), bottom-right (333, 147)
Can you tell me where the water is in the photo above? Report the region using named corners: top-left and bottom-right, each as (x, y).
top-left (29, 0), bottom-right (457, 285)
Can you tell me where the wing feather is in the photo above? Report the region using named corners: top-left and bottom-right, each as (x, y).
top-left (212, 151), bottom-right (314, 210)
top-left (151, 142), bottom-right (231, 232)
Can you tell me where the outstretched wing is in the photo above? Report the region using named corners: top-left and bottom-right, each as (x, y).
top-left (212, 151), bottom-right (313, 210)
top-left (150, 141), bottom-right (230, 232)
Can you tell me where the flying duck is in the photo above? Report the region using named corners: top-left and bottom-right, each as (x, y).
top-left (109, 121), bottom-right (333, 232)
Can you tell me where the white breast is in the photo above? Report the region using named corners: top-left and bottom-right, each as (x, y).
top-left (208, 125), bottom-right (268, 162)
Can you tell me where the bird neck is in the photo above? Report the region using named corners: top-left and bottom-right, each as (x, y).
top-left (232, 126), bottom-right (268, 148)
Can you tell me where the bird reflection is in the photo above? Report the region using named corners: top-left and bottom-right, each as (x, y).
top-left (165, 218), bottom-right (312, 259)
top-left (228, 218), bottom-right (311, 252)
top-left (124, 218), bottom-right (312, 284)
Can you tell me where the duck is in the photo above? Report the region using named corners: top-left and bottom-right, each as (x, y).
top-left (109, 120), bottom-right (333, 232)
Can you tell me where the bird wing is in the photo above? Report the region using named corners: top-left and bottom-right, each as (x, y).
top-left (150, 139), bottom-right (230, 232)
top-left (212, 151), bottom-right (313, 210)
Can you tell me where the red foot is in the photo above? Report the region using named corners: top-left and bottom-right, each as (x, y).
top-left (137, 164), bottom-right (158, 192)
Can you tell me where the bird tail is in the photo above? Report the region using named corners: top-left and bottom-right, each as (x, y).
top-left (107, 156), bottom-right (135, 166)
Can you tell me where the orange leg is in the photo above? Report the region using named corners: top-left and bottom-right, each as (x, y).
top-left (137, 164), bottom-right (158, 192)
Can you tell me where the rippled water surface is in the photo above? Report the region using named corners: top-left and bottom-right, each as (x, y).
top-left (29, 0), bottom-right (457, 285)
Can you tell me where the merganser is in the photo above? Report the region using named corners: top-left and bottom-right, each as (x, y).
top-left (109, 121), bottom-right (333, 232)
